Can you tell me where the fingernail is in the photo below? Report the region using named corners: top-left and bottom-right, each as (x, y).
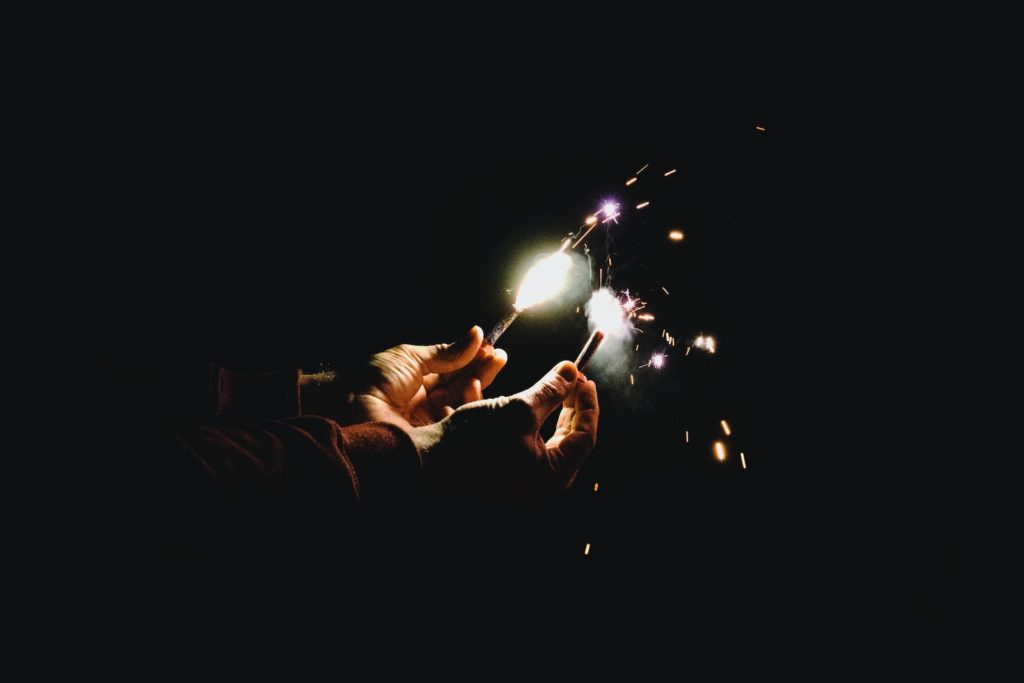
top-left (556, 362), bottom-right (579, 382)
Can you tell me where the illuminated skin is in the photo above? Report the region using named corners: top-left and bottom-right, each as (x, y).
top-left (411, 360), bottom-right (600, 502)
top-left (356, 326), bottom-right (507, 426)
top-left (337, 326), bottom-right (600, 501)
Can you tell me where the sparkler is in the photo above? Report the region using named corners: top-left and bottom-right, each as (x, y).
top-left (473, 158), bottom-right (758, 566)
top-left (574, 330), bottom-right (605, 372)
top-left (585, 288), bottom-right (636, 339)
top-left (485, 251), bottom-right (574, 345)
top-left (571, 201), bottom-right (620, 250)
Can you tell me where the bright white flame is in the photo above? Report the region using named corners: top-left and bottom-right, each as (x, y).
top-left (650, 353), bottom-right (666, 369)
top-left (515, 252), bottom-right (573, 310)
top-left (585, 288), bottom-right (631, 339)
top-left (585, 215), bottom-right (598, 225)
top-left (668, 230), bottom-right (684, 242)
top-left (600, 202), bottom-right (620, 222)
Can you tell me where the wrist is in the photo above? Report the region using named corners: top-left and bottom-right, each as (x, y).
top-left (299, 371), bottom-right (359, 423)
top-left (408, 422), bottom-right (444, 462)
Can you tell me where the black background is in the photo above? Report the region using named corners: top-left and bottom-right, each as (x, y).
top-left (51, 44), bottom-right (978, 624)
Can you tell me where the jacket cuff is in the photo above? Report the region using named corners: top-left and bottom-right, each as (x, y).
top-left (340, 422), bottom-right (422, 505)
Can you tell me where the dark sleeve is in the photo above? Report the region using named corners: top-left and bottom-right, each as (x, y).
top-left (80, 358), bottom-right (301, 421)
top-left (158, 417), bottom-right (423, 508)
top-left (85, 416), bottom-right (423, 559)
top-left (76, 360), bottom-right (423, 557)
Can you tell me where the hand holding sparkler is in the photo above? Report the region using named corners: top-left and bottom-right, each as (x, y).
top-left (334, 326), bottom-right (508, 428)
top-left (412, 361), bottom-right (599, 502)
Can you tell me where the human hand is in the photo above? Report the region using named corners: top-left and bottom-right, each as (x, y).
top-left (352, 325), bottom-right (507, 429)
top-left (410, 361), bottom-right (599, 503)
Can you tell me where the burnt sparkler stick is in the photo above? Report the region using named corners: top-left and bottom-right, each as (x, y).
top-left (573, 330), bottom-right (605, 372)
top-left (485, 307), bottom-right (520, 345)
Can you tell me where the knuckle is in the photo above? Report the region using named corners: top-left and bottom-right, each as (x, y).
top-left (505, 396), bottom-right (532, 416)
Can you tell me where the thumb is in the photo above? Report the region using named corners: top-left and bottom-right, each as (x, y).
top-left (407, 326), bottom-right (483, 374)
top-left (514, 361), bottom-right (579, 428)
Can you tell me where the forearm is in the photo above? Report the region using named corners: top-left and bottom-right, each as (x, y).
top-left (79, 357), bottom-right (301, 422)
top-left (299, 369), bottom-right (367, 426)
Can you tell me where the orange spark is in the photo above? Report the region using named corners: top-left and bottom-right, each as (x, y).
top-left (714, 441), bottom-right (727, 462)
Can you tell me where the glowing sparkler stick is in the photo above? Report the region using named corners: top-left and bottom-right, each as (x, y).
top-left (485, 309), bottom-right (520, 345)
top-left (574, 330), bottom-right (605, 372)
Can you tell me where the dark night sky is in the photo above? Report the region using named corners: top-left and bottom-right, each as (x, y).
top-left (52, 46), bottom-right (978, 623)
